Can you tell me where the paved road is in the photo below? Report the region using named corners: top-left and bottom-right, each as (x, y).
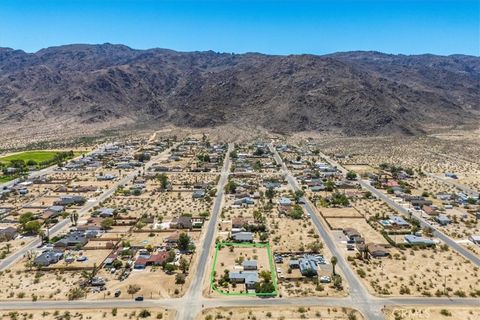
top-left (0, 295), bottom-right (477, 311)
top-left (319, 152), bottom-right (480, 267)
top-left (269, 144), bottom-right (384, 320)
top-left (180, 143), bottom-right (233, 320)
top-left (0, 144), bottom-right (176, 271)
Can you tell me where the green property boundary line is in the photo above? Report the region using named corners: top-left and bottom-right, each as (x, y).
top-left (210, 241), bottom-right (278, 297)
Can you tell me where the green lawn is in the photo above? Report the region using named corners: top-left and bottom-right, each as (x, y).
top-left (0, 175), bottom-right (14, 183)
top-left (0, 151), bottom-right (82, 164)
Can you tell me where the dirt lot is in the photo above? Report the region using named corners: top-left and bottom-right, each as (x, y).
top-left (320, 207), bottom-right (363, 218)
top-left (348, 244), bottom-right (480, 297)
top-left (0, 309), bottom-right (175, 320)
top-left (92, 262), bottom-right (191, 299)
top-left (197, 306), bottom-right (363, 320)
top-left (384, 306), bottom-right (480, 320)
top-left (105, 189), bottom-right (212, 220)
top-left (0, 264), bottom-right (82, 300)
top-left (352, 198), bottom-right (398, 220)
top-left (344, 164), bottom-right (379, 176)
top-left (326, 217), bottom-right (389, 245)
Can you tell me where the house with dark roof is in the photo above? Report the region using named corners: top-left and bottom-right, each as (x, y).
top-left (358, 243), bottom-right (390, 258)
top-left (98, 207), bottom-right (115, 218)
top-left (54, 195), bottom-right (86, 206)
top-left (54, 231), bottom-right (88, 249)
top-left (171, 216), bottom-right (193, 229)
top-left (343, 228), bottom-right (362, 241)
top-left (232, 217), bottom-right (247, 229)
top-left (41, 205), bottom-right (65, 220)
top-left (164, 231), bottom-right (180, 244)
top-left (234, 197), bottom-right (254, 206)
top-left (34, 251), bottom-right (63, 266)
top-left (407, 196), bottom-right (432, 207)
top-left (0, 227), bottom-right (18, 241)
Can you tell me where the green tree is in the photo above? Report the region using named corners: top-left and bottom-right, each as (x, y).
top-left (331, 193), bottom-right (349, 207)
top-left (290, 205), bottom-right (304, 219)
top-left (164, 263), bottom-right (176, 274)
top-left (265, 187), bottom-right (275, 203)
top-left (24, 220), bottom-right (41, 235)
top-left (225, 180), bottom-right (237, 194)
top-left (346, 171), bottom-right (357, 180)
top-left (156, 173), bottom-right (169, 190)
top-left (325, 180), bottom-right (335, 192)
top-left (138, 309), bottom-right (151, 318)
top-left (178, 233), bottom-right (191, 251)
top-left (19, 212), bottom-right (35, 226)
top-left (179, 257), bottom-right (189, 273)
top-left (467, 197), bottom-right (477, 205)
top-left (333, 274), bottom-right (343, 290)
top-left (259, 270), bottom-right (271, 282)
top-left (101, 218), bottom-right (114, 230)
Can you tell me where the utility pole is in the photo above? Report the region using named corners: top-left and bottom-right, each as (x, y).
top-left (444, 275), bottom-right (447, 296)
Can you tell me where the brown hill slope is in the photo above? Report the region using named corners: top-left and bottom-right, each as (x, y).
top-left (0, 44), bottom-right (479, 137)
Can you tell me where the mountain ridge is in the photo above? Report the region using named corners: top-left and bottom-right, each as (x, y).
top-left (0, 44), bottom-right (479, 137)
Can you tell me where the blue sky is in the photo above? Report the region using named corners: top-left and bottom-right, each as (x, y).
top-left (0, 0), bottom-right (478, 55)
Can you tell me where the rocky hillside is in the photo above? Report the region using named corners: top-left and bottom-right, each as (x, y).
top-left (0, 44), bottom-right (479, 136)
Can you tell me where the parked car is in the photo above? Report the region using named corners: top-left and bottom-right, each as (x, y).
top-left (135, 296), bottom-right (144, 301)
top-left (319, 276), bottom-right (331, 283)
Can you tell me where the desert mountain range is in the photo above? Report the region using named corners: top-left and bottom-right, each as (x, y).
top-left (0, 44), bottom-right (479, 137)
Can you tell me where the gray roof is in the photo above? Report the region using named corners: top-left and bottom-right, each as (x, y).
top-left (404, 234), bottom-right (435, 245)
top-left (47, 206), bottom-right (64, 213)
top-left (232, 232), bottom-right (253, 241)
top-left (229, 271), bottom-right (259, 284)
top-left (242, 260), bottom-right (257, 269)
top-left (34, 251), bottom-right (63, 266)
top-left (54, 231), bottom-right (88, 247)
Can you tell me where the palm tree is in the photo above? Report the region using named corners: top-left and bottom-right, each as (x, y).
top-left (70, 212), bottom-right (79, 226)
top-left (331, 256), bottom-right (338, 276)
top-left (81, 263), bottom-right (100, 285)
top-left (25, 250), bottom-right (36, 271)
top-left (38, 230), bottom-right (45, 246)
top-left (363, 246), bottom-right (369, 260)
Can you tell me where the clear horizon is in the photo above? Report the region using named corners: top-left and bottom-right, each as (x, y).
top-left (0, 0), bottom-right (479, 56)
